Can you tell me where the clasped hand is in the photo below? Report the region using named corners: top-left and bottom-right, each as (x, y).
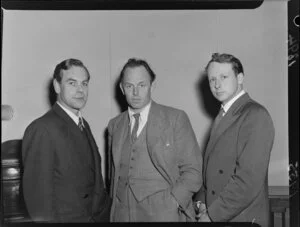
top-left (194, 201), bottom-right (211, 222)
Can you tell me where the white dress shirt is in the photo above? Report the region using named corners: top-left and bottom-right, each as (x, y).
top-left (128, 101), bottom-right (151, 137)
top-left (221, 90), bottom-right (246, 116)
top-left (56, 101), bottom-right (84, 127)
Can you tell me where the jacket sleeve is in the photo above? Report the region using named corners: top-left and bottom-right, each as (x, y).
top-left (107, 120), bottom-right (114, 196)
top-left (208, 107), bottom-right (275, 221)
top-left (171, 111), bottom-right (203, 209)
top-left (22, 122), bottom-right (55, 222)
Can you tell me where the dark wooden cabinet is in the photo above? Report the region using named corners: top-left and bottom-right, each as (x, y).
top-left (1, 139), bottom-right (30, 222)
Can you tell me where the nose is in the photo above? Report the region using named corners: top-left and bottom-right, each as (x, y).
top-left (76, 84), bottom-right (84, 92)
top-left (133, 86), bottom-right (139, 96)
top-left (214, 79), bottom-right (221, 89)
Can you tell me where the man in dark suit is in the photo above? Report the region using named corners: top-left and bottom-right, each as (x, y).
top-left (195, 53), bottom-right (275, 226)
top-left (107, 58), bottom-right (202, 222)
top-left (22, 58), bottom-right (111, 222)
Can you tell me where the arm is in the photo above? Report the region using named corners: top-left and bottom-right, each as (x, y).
top-left (171, 111), bottom-right (203, 209)
top-left (22, 122), bottom-right (55, 222)
top-left (208, 107), bottom-right (275, 221)
top-left (107, 121), bottom-right (113, 196)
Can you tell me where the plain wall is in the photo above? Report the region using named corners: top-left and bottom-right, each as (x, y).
top-left (1, 1), bottom-right (288, 185)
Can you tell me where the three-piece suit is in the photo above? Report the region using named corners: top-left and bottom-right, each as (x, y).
top-left (107, 101), bottom-right (202, 222)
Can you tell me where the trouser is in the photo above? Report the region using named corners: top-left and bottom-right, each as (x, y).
top-left (113, 186), bottom-right (180, 222)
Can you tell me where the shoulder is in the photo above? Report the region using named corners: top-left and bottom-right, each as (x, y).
top-left (153, 102), bottom-right (186, 117)
top-left (152, 102), bottom-right (191, 127)
top-left (240, 99), bottom-right (272, 119)
top-left (108, 111), bottom-right (128, 129)
top-left (236, 98), bottom-right (274, 130)
top-left (24, 108), bottom-right (60, 134)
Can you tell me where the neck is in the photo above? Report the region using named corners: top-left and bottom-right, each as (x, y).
top-left (57, 100), bottom-right (79, 116)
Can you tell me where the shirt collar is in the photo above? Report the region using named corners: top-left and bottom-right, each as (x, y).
top-left (128, 100), bottom-right (152, 125)
top-left (222, 90), bottom-right (246, 115)
top-left (56, 101), bottom-right (83, 126)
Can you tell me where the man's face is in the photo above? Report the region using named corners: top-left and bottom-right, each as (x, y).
top-left (207, 62), bottom-right (243, 105)
top-left (120, 66), bottom-right (154, 113)
top-left (54, 66), bottom-right (89, 115)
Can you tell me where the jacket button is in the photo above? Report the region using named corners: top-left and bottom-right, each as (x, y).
top-left (212, 190), bottom-right (215, 195)
top-left (83, 194), bottom-right (89, 198)
top-left (219, 169), bottom-right (223, 174)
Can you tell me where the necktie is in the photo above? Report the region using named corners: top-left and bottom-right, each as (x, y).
top-left (78, 117), bottom-right (84, 131)
top-left (210, 107), bottom-right (225, 135)
top-left (131, 113), bottom-right (140, 142)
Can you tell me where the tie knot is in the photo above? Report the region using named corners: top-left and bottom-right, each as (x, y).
top-left (219, 107), bottom-right (225, 117)
top-left (133, 113), bottom-right (140, 121)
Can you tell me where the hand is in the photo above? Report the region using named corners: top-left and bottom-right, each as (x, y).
top-left (198, 211), bottom-right (211, 222)
top-left (194, 201), bottom-right (207, 214)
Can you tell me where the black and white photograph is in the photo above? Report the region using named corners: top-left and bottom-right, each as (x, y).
top-left (1, 0), bottom-right (298, 226)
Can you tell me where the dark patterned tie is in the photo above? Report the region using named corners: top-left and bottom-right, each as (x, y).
top-left (131, 113), bottom-right (140, 142)
top-left (78, 117), bottom-right (84, 131)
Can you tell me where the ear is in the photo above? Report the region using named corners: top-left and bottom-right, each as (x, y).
top-left (53, 79), bottom-right (61, 94)
top-left (237, 73), bottom-right (244, 85)
top-left (119, 82), bottom-right (125, 95)
top-left (150, 80), bottom-right (156, 92)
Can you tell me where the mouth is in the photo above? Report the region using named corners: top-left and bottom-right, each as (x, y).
top-left (215, 92), bottom-right (225, 96)
top-left (74, 97), bottom-right (85, 100)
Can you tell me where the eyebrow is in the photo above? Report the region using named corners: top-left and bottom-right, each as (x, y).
top-left (66, 78), bottom-right (89, 82)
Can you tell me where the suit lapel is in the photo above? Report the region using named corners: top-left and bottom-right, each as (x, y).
top-left (112, 112), bottom-right (130, 169)
top-left (146, 102), bottom-right (173, 185)
top-left (82, 121), bottom-right (99, 172)
top-left (83, 121), bottom-right (106, 214)
top-left (146, 102), bottom-right (165, 156)
top-left (52, 103), bottom-right (89, 167)
top-left (204, 93), bottom-right (251, 172)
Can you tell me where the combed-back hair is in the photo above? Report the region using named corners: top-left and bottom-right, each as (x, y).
top-left (53, 58), bottom-right (90, 82)
top-left (120, 58), bottom-right (156, 83)
top-left (205, 53), bottom-right (244, 76)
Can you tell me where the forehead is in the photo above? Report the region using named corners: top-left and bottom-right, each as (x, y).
top-left (207, 62), bottom-right (234, 76)
top-left (61, 66), bottom-right (89, 81)
top-left (123, 66), bottom-right (151, 82)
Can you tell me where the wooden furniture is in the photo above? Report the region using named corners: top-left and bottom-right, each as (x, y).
top-left (1, 139), bottom-right (30, 222)
top-left (269, 186), bottom-right (289, 227)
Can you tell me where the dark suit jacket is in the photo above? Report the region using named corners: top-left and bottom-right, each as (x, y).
top-left (22, 103), bottom-right (111, 222)
top-left (107, 101), bottom-right (203, 221)
top-left (195, 93), bottom-right (275, 227)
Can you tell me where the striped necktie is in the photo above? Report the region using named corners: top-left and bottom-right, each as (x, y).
top-left (131, 113), bottom-right (140, 142)
top-left (78, 117), bottom-right (84, 131)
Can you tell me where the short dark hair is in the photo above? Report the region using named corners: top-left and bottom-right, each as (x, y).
top-left (205, 53), bottom-right (244, 76)
top-left (119, 58), bottom-right (156, 83)
top-left (53, 58), bottom-right (90, 83)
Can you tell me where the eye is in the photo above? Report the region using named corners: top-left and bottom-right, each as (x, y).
top-left (221, 75), bottom-right (227, 80)
top-left (139, 84), bottom-right (146, 88)
top-left (82, 82), bottom-right (89, 87)
top-left (68, 81), bottom-right (76, 86)
top-left (209, 78), bottom-right (216, 83)
top-left (124, 84), bottom-right (133, 89)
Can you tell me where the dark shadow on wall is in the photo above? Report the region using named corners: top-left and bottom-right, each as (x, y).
top-left (114, 74), bottom-right (127, 113)
top-left (103, 127), bottom-right (110, 190)
top-left (47, 78), bottom-right (56, 108)
top-left (195, 70), bottom-right (220, 152)
top-left (103, 73), bottom-right (127, 189)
